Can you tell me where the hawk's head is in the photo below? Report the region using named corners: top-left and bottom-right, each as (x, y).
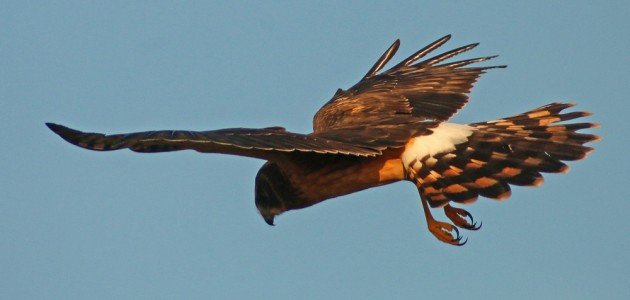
top-left (255, 162), bottom-right (299, 226)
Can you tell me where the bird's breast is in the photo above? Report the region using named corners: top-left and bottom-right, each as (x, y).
top-left (286, 150), bottom-right (406, 208)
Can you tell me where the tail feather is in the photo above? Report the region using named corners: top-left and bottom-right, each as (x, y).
top-left (477, 103), bottom-right (593, 126)
top-left (411, 102), bottom-right (599, 207)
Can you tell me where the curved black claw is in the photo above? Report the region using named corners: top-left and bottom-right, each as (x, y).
top-left (427, 219), bottom-right (467, 246)
top-left (444, 205), bottom-right (482, 231)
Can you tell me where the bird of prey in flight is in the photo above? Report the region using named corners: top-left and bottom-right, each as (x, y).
top-left (47, 35), bottom-right (599, 245)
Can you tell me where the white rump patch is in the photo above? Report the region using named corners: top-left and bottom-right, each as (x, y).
top-left (402, 123), bottom-right (474, 167)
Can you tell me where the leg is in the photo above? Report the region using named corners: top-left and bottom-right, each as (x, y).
top-left (444, 204), bottom-right (482, 230)
top-left (420, 193), bottom-right (467, 246)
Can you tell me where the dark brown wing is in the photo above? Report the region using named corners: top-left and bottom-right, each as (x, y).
top-left (46, 123), bottom-right (381, 159)
top-left (313, 35), bottom-right (505, 133)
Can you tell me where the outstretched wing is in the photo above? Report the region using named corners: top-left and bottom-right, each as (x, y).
top-left (313, 35), bottom-right (505, 133)
top-left (46, 123), bottom-right (381, 159)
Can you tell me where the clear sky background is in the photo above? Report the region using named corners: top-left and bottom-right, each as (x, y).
top-left (2, 1), bottom-right (628, 299)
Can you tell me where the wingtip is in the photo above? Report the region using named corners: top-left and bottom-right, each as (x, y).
top-left (45, 122), bottom-right (64, 134)
top-left (391, 39), bottom-right (401, 52)
top-left (479, 65), bottom-right (507, 71)
top-left (460, 43), bottom-right (480, 52)
top-left (45, 122), bottom-right (88, 147)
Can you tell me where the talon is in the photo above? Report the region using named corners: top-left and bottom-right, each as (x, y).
top-left (419, 192), bottom-right (469, 246)
top-left (450, 225), bottom-right (460, 239)
top-left (444, 204), bottom-right (482, 230)
top-left (427, 219), bottom-right (467, 246)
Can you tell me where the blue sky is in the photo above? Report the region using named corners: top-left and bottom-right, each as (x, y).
top-left (2, 1), bottom-right (628, 299)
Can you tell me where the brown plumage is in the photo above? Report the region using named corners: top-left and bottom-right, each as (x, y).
top-left (46, 35), bottom-right (599, 245)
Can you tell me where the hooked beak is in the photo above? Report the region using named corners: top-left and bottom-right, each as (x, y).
top-left (264, 215), bottom-right (275, 226)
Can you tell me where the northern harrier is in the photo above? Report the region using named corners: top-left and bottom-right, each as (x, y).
top-left (47, 35), bottom-right (599, 245)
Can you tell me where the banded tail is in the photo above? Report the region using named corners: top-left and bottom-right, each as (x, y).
top-left (407, 102), bottom-right (600, 208)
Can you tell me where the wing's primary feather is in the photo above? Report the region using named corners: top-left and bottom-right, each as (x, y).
top-left (362, 39), bottom-right (400, 79)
